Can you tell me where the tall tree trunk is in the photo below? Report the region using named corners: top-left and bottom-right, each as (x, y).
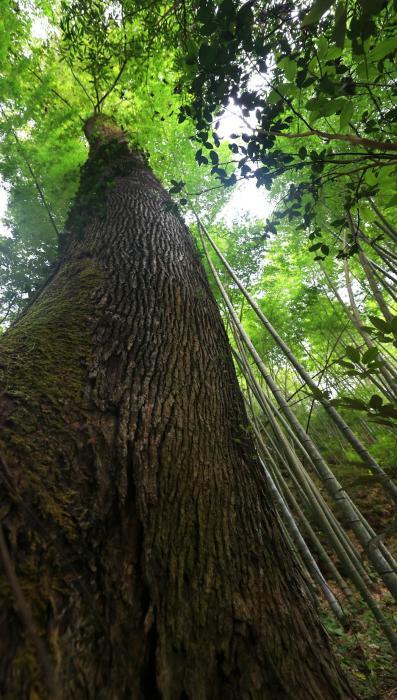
top-left (0, 115), bottom-right (357, 699)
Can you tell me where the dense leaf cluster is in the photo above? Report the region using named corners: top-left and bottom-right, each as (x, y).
top-left (181, 0), bottom-right (397, 246)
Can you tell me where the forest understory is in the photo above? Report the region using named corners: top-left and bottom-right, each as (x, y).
top-left (320, 480), bottom-right (397, 700)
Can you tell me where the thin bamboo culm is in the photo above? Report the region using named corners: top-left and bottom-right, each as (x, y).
top-left (200, 218), bottom-right (397, 502)
top-left (196, 219), bottom-right (397, 594)
top-left (197, 222), bottom-right (397, 652)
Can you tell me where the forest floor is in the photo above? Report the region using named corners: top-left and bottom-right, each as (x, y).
top-left (321, 586), bottom-right (396, 699)
top-left (319, 481), bottom-right (397, 700)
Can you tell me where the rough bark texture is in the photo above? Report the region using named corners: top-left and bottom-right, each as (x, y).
top-left (0, 115), bottom-right (358, 699)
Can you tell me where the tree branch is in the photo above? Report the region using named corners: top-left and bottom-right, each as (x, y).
top-left (0, 107), bottom-right (61, 240)
top-left (97, 56), bottom-right (129, 109)
top-left (257, 128), bottom-right (397, 152)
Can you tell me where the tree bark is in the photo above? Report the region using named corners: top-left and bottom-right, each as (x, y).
top-left (0, 115), bottom-right (358, 699)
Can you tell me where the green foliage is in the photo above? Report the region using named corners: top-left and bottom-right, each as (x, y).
top-left (363, 315), bottom-right (397, 346)
top-left (321, 589), bottom-right (397, 699)
top-left (0, 0), bottom-right (230, 321)
top-left (183, 0), bottom-right (397, 242)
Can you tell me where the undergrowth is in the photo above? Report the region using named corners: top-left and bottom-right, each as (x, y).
top-left (321, 577), bottom-right (397, 698)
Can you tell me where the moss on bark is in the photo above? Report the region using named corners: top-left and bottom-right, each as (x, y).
top-left (0, 259), bottom-right (102, 531)
top-left (0, 259), bottom-right (104, 698)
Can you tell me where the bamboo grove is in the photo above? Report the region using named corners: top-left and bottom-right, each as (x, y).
top-left (0, 0), bottom-right (396, 695)
top-left (196, 215), bottom-right (397, 649)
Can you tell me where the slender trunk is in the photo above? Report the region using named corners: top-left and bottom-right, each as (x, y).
top-left (0, 116), bottom-right (358, 698)
top-left (200, 232), bottom-right (397, 612)
top-left (368, 199), bottom-right (397, 244)
top-left (368, 240), bottom-right (397, 266)
top-left (358, 250), bottom-right (394, 324)
top-left (372, 267), bottom-right (397, 303)
top-left (321, 267), bottom-right (395, 400)
top-left (343, 229), bottom-right (397, 395)
top-left (199, 223), bottom-right (397, 501)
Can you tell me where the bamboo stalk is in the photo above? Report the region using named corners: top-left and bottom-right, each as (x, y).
top-left (249, 413), bottom-right (353, 599)
top-left (370, 240), bottom-right (397, 266)
top-left (241, 336), bottom-right (395, 584)
top-left (238, 350), bottom-right (374, 587)
top-left (368, 199), bottom-right (397, 243)
top-left (247, 395), bottom-right (348, 613)
top-left (343, 231), bottom-right (397, 395)
top-left (359, 250), bottom-right (394, 324)
top-left (254, 375), bottom-right (397, 574)
top-left (321, 282), bottom-right (394, 399)
top-left (235, 352), bottom-right (397, 650)
top-left (245, 381), bottom-right (342, 605)
top-left (198, 226), bottom-right (397, 601)
top-left (371, 267), bottom-right (397, 303)
top-left (368, 257), bottom-right (397, 284)
top-left (199, 218), bottom-right (397, 502)
top-left (259, 451), bottom-right (347, 622)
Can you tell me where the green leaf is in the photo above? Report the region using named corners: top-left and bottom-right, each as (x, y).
top-left (306, 96), bottom-right (345, 117)
top-left (317, 36), bottom-right (329, 60)
top-left (379, 403), bottom-right (397, 419)
top-left (279, 57), bottom-right (297, 82)
top-left (169, 180), bottom-right (185, 194)
top-left (341, 397), bottom-right (368, 410)
top-left (236, 1), bottom-right (254, 39)
top-left (368, 416), bottom-right (395, 427)
top-left (345, 345), bottom-right (360, 363)
top-left (369, 37), bottom-right (397, 61)
top-left (299, 146), bottom-right (307, 159)
top-left (199, 42), bottom-right (217, 67)
top-left (337, 359), bottom-right (356, 369)
top-left (310, 386), bottom-right (326, 399)
top-left (305, 97), bottom-right (326, 112)
top-left (384, 194), bottom-right (397, 209)
top-left (362, 346), bottom-right (378, 364)
top-left (359, 0), bottom-right (388, 15)
top-left (369, 315), bottom-right (391, 333)
top-left (339, 100), bottom-right (353, 129)
top-left (197, 1), bottom-right (214, 24)
top-left (267, 89), bottom-right (282, 104)
top-left (302, 0), bottom-right (335, 26)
